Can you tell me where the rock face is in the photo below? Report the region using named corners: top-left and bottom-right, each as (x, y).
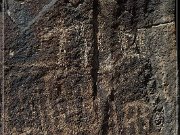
top-left (0, 0), bottom-right (3, 132)
top-left (2, 0), bottom-right (177, 134)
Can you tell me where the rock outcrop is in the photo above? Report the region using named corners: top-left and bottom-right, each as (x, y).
top-left (1, 0), bottom-right (177, 134)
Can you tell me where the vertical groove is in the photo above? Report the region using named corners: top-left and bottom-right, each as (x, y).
top-left (101, 91), bottom-right (114, 135)
top-left (91, 0), bottom-right (99, 100)
top-left (101, 100), bottom-right (110, 135)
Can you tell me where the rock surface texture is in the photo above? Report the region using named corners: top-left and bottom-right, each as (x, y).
top-left (2, 0), bottom-right (177, 135)
top-left (1, 0), bottom-right (3, 132)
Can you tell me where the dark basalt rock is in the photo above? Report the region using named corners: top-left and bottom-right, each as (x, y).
top-left (1, 0), bottom-right (177, 134)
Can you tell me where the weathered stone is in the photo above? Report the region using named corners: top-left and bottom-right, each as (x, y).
top-left (0, 0), bottom-right (3, 132)
top-left (1, 0), bottom-right (177, 135)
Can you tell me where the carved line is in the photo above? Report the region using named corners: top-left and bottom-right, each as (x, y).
top-left (137, 21), bottom-right (175, 30)
top-left (21, 0), bottom-right (58, 33)
top-left (123, 102), bottom-right (150, 134)
top-left (91, 0), bottom-right (99, 101)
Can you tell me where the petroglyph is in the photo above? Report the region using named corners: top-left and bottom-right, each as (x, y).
top-left (123, 101), bottom-right (151, 134)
